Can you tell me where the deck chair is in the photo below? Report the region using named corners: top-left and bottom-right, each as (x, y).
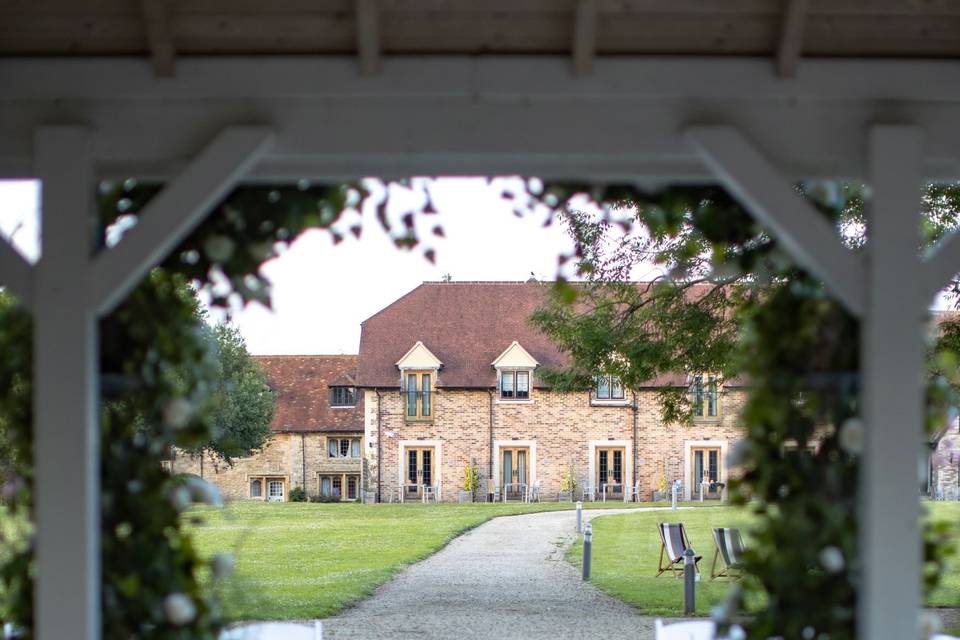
top-left (656, 522), bottom-right (701, 577)
top-left (710, 527), bottom-right (746, 580)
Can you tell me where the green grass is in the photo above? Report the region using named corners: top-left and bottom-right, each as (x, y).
top-left (567, 503), bottom-right (960, 617)
top-left (187, 500), bottom-right (653, 621)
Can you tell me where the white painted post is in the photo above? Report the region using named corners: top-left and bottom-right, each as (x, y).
top-left (859, 125), bottom-right (925, 640)
top-left (33, 127), bottom-right (99, 640)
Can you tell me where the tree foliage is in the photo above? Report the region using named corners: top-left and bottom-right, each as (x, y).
top-left (522, 180), bottom-right (960, 638)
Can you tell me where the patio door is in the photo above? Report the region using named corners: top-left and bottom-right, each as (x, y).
top-left (405, 446), bottom-right (434, 500)
top-left (267, 479), bottom-right (285, 502)
top-left (692, 447), bottom-right (721, 499)
top-left (501, 447), bottom-right (529, 500)
top-left (596, 447), bottom-right (624, 499)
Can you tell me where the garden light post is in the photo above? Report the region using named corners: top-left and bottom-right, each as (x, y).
top-left (683, 549), bottom-right (696, 615)
top-left (671, 481), bottom-right (678, 510)
top-left (582, 523), bottom-right (592, 581)
top-left (576, 500), bottom-right (583, 533)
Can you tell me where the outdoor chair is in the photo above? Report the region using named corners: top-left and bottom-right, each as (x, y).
top-left (528, 481), bottom-right (541, 502)
top-left (625, 481), bottom-right (641, 502)
top-left (422, 484), bottom-right (438, 503)
top-left (656, 522), bottom-right (701, 577)
top-left (710, 527), bottom-right (746, 580)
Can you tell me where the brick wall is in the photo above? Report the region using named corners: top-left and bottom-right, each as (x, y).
top-left (364, 386), bottom-right (746, 502)
top-left (169, 431), bottom-right (364, 501)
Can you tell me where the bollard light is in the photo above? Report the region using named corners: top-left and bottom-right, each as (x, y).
top-left (582, 522), bottom-right (593, 580)
top-left (671, 483), bottom-right (678, 510)
top-left (683, 548), bottom-right (696, 614)
top-left (576, 500), bottom-right (583, 533)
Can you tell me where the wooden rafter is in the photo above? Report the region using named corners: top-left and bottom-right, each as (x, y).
top-left (572, 0), bottom-right (598, 77)
top-left (776, 0), bottom-right (809, 78)
top-left (356, 0), bottom-right (381, 77)
top-left (139, 0), bottom-right (176, 77)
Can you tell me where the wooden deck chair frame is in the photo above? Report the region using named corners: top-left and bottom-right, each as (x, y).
top-left (710, 527), bottom-right (745, 580)
top-left (656, 522), bottom-right (700, 578)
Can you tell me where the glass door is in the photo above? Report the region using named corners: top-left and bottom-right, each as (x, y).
top-left (596, 447), bottom-right (624, 499)
top-left (692, 447), bottom-right (721, 499)
top-left (267, 479), bottom-right (284, 502)
top-left (501, 447), bottom-right (529, 501)
top-left (404, 447), bottom-right (434, 500)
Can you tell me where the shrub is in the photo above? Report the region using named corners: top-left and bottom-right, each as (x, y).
top-left (288, 486), bottom-right (307, 502)
top-left (309, 494), bottom-right (341, 503)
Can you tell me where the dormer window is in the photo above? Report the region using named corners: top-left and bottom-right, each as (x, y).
top-left (691, 374), bottom-right (720, 419)
top-left (499, 370), bottom-right (530, 400)
top-left (330, 386), bottom-right (356, 407)
top-left (404, 371), bottom-right (433, 420)
top-left (594, 375), bottom-right (625, 401)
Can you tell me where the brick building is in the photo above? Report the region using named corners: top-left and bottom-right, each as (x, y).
top-left (357, 281), bottom-right (746, 503)
top-left (169, 355), bottom-right (365, 502)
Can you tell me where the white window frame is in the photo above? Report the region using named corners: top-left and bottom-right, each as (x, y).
top-left (592, 374), bottom-right (628, 405)
top-left (497, 368), bottom-right (533, 403)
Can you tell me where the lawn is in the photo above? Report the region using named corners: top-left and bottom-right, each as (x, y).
top-left (187, 500), bottom-right (653, 621)
top-left (567, 502), bottom-right (960, 617)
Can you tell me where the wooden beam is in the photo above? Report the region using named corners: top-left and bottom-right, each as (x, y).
top-left (0, 237), bottom-right (33, 308)
top-left (572, 0), bottom-right (598, 77)
top-left (89, 127), bottom-right (273, 314)
top-left (859, 124), bottom-right (925, 640)
top-left (355, 0), bottom-right (381, 77)
top-left (685, 124), bottom-right (866, 317)
top-left (140, 0), bottom-right (176, 78)
top-left (33, 125), bottom-right (99, 640)
top-left (776, 0), bottom-right (809, 78)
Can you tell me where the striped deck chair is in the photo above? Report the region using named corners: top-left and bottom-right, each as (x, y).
top-left (656, 522), bottom-right (701, 577)
top-left (710, 527), bottom-right (746, 580)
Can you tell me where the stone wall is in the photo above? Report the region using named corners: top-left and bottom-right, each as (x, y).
top-left (364, 386), bottom-right (746, 503)
top-left (168, 431), bottom-right (364, 501)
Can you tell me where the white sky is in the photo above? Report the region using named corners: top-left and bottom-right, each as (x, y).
top-left (0, 178), bottom-right (951, 355)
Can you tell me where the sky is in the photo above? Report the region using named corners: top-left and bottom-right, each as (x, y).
top-left (0, 178), bottom-right (661, 355)
top-left (1, 178), bottom-right (951, 355)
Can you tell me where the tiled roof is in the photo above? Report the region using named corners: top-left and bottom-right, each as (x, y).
top-left (356, 281), bottom-right (737, 389)
top-left (254, 355), bottom-right (363, 433)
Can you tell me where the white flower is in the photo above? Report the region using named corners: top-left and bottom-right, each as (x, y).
top-left (162, 398), bottom-right (193, 429)
top-left (203, 234), bottom-right (235, 263)
top-left (819, 546), bottom-right (845, 573)
top-left (211, 553), bottom-right (235, 580)
top-left (728, 626), bottom-right (747, 640)
top-left (163, 592), bottom-right (197, 626)
top-left (186, 475), bottom-right (224, 507)
top-left (170, 485), bottom-right (192, 512)
top-left (918, 611), bottom-right (943, 637)
top-left (839, 417), bottom-right (865, 455)
top-left (248, 241), bottom-right (274, 262)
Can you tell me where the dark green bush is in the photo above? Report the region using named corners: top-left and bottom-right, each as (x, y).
top-left (288, 486), bottom-right (307, 502)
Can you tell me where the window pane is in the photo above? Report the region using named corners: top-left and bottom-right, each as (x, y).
top-left (321, 477), bottom-right (331, 496)
top-left (501, 371), bottom-right (514, 398)
top-left (346, 387), bottom-right (355, 405)
top-left (596, 376), bottom-right (610, 399)
top-left (408, 450), bottom-right (417, 484)
top-left (351, 439), bottom-right (360, 458)
top-left (250, 479), bottom-right (262, 498)
top-left (691, 375), bottom-right (704, 416)
top-left (611, 377), bottom-right (624, 399)
top-left (340, 439), bottom-right (349, 457)
top-left (422, 450), bottom-right (432, 486)
top-left (421, 374), bottom-right (431, 416)
top-left (332, 477), bottom-right (341, 497)
top-left (707, 376), bottom-right (718, 416)
top-left (516, 371), bottom-right (529, 399)
top-left (328, 439), bottom-right (338, 458)
top-left (613, 450), bottom-right (623, 483)
top-left (347, 476), bottom-right (358, 500)
top-left (709, 450), bottom-right (719, 482)
top-left (406, 374), bottom-right (417, 416)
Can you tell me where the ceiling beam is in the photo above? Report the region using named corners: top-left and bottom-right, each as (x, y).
top-left (776, 0), bottom-right (809, 78)
top-left (355, 0), bottom-right (381, 77)
top-left (139, 0), bottom-right (176, 78)
top-left (572, 0), bottom-right (598, 77)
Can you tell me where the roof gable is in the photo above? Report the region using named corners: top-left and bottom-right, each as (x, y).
top-left (491, 341), bottom-right (539, 369)
top-left (396, 341), bottom-right (443, 369)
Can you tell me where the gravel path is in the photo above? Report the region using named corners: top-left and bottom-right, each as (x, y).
top-left (322, 507), bottom-right (667, 640)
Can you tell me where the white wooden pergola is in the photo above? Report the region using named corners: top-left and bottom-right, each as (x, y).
top-left (1, 2), bottom-right (960, 640)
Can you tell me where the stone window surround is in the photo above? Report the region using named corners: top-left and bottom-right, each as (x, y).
top-left (682, 439), bottom-right (728, 501)
top-left (492, 440), bottom-right (538, 489)
top-left (495, 369), bottom-right (534, 404)
top-left (397, 439), bottom-right (443, 500)
top-left (587, 440), bottom-right (633, 499)
top-left (247, 474), bottom-right (289, 501)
